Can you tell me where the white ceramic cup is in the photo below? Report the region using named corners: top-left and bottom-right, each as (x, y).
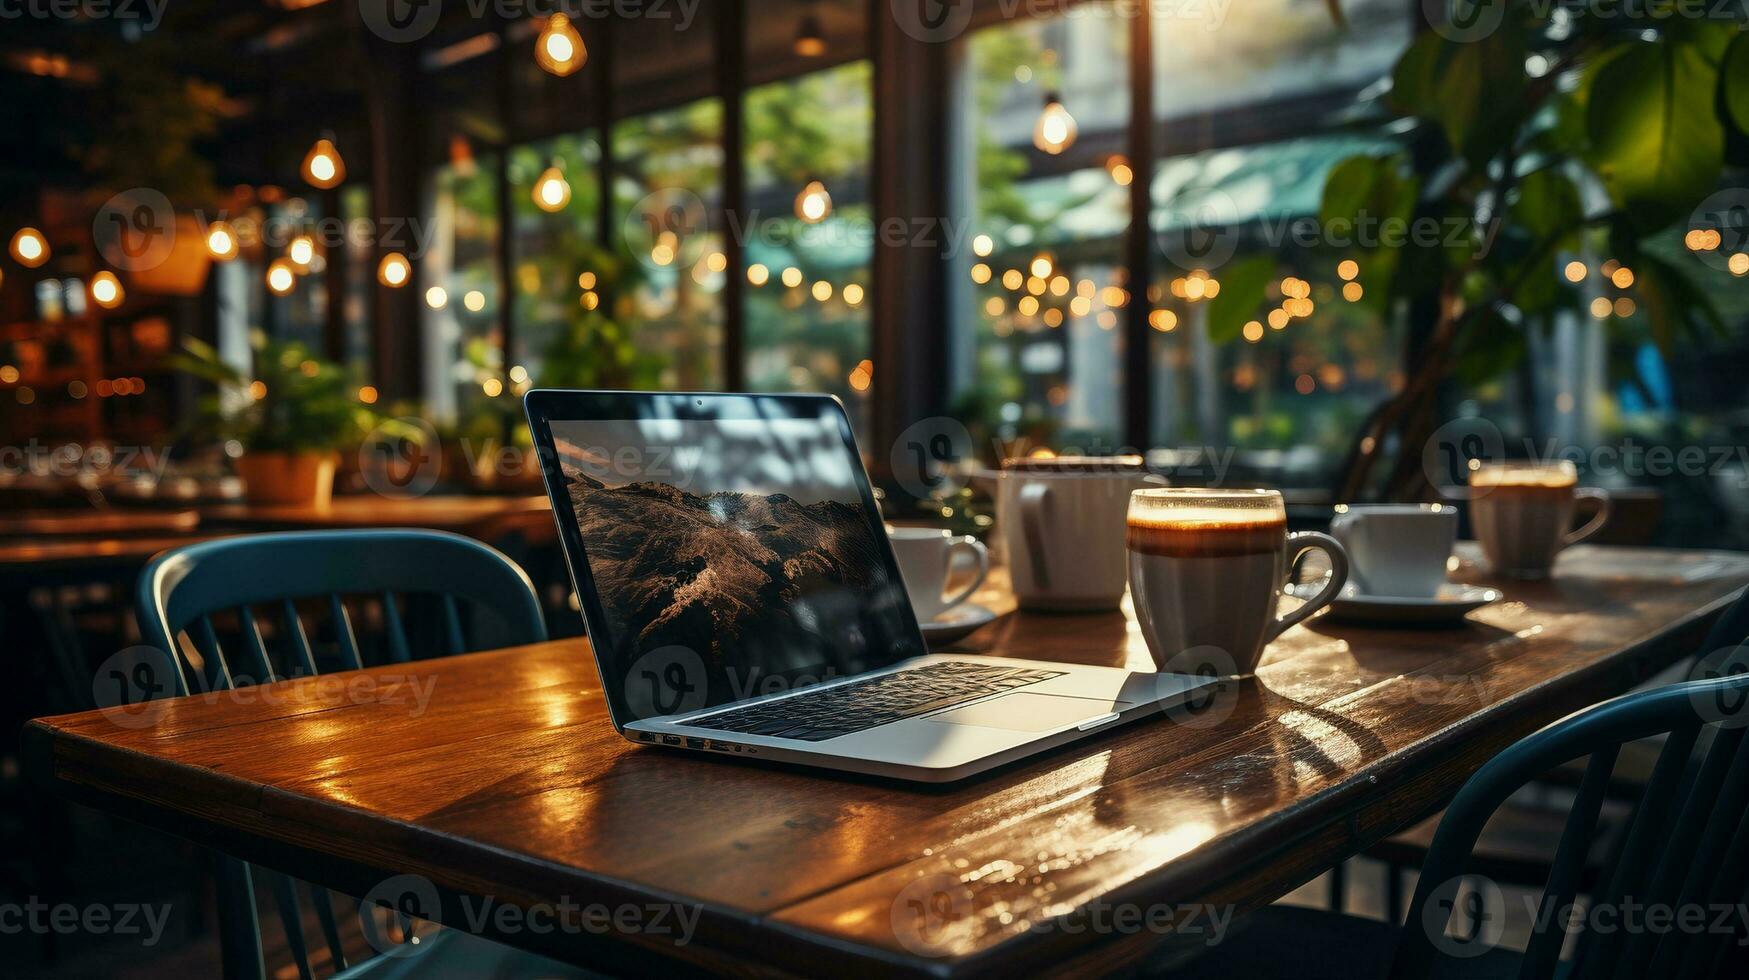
top-left (1126, 488), bottom-right (1349, 676)
top-left (1329, 503), bottom-right (1459, 598)
top-left (996, 457), bottom-right (1160, 611)
top-left (889, 527), bottom-right (990, 621)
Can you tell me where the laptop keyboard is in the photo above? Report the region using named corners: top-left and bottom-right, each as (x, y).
top-left (685, 661), bottom-right (1067, 742)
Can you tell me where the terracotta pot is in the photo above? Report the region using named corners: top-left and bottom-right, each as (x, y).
top-left (235, 451), bottom-right (338, 508)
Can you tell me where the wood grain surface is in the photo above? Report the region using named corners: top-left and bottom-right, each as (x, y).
top-left (198, 494), bottom-right (550, 533)
top-left (23, 545), bottom-right (1749, 977)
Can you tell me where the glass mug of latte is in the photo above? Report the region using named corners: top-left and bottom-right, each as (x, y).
top-left (1126, 489), bottom-right (1350, 676)
top-left (1468, 461), bottom-right (1611, 578)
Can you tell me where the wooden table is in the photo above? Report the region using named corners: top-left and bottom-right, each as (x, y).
top-left (200, 494), bottom-right (550, 535)
top-left (0, 534), bottom-right (221, 575)
top-left (23, 545), bottom-right (1749, 977)
top-left (0, 509), bottom-right (200, 538)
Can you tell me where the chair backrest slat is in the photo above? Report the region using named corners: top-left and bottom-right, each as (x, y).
top-left (134, 529), bottom-right (547, 978)
top-left (380, 590), bottom-right (410, 663)
top-left (1518, 747), bottom-right (1618, 980)
top-left (1676, 812), bottom-right (1749, 976)
top-left (1391, 671), bottom-right (1749, 980)
top-left (192, 615), bottom-right (232, 693)
top-left (281, 598), bottom-right (318, 677)
top-left (236, 605), bottom-right (277, 684)
top-left (327, 593), bottom-right (363, 671)
top-left (441, 594), bottom-right (465, 658)
top-left (1569, 724), bottom-right (1702, 980)
top-left (1647, 731), bottom-right (1749, 977)
top-left (1614, 725), bottom-right (1748, 977)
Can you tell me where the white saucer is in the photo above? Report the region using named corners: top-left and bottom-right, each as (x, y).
top-left (919, 603), bottom-right (1000, 645)
top-left (1294, 583), bottom-right (1503, 627)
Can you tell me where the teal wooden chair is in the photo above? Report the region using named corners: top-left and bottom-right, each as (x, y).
top-left (1167, 667), bottom-right (1749, 979)
top-left (135, 530), bottom-right (580, 979)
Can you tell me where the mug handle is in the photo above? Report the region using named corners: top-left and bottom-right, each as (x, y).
top-left (1564, 489), bottom-right (1612, 548)
top-left (1019, 482), bottom-right (1053, 592)
top-left (1265, 532), bottom-right (1350, 644)
top-left (939, 537), bottom-right (990, 611)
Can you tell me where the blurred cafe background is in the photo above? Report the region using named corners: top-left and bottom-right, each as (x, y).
top-left (3, 0), bottom-right (1749, 974)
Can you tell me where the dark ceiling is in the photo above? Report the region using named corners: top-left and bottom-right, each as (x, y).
top-left (0, 0), bottom-right (877, 213)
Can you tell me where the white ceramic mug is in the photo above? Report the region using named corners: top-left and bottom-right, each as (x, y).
top-left (996, 457), bottom-right (1159, 611)
top-left (889, 527), bottom-right (990, 621)
top-left (1127, 488), bottom-right (1349, 676)
top-left (1329, 503), bottom-right (1459, 598)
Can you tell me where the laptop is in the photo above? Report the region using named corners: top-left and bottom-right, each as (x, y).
top-left (525, 390), bottom-right (1226, 782)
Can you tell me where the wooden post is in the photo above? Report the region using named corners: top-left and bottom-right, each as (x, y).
top-left (869, 1), bottom-right (952, 480)
top-left (718, 0), bottom-right (748, 392)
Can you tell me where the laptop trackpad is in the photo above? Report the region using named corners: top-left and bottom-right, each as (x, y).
top-left (928, 692), bottom-right (1129, 732)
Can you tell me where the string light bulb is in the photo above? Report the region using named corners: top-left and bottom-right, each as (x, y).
top-left (90, 271), bottom-right (124, 309)
top-left (1033, 92), bottom-right (1078, 155)
top-left (533, 164), bottom-right (571, 212)
top-left (794, 3), bottom-right (827, 57)
top-left (266, 259), bottom-right (297, 296)
top-left (9, 227), bottom-right (48, 267)
top-left (377, 252), bottom-right (411, 288)
top-left (535, 14), bottom-right (586, 77)
top-left (287, 234), bottom-right (316, 269)
top-left (795, 179), bottom-right (833, 224)
top-left (301, 136), bottom-right (345, 189)
top-left (206, 221), bottom-right (239, 261)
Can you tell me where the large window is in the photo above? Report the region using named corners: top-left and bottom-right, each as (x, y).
top-left (509, 133), bottom-right (602, 386)
top-left (954, 3), bottom-right (1132, 456)
top-left (1148, 135), bottom-right (1407, 484)
top-left (422, 151), bottom-right (501, 424)
top-left (612, 99), bottom-right (726, 389)
top-left (744, 58), bottom-right (874, 431)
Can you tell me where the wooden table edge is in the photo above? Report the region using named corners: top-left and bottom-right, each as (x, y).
top-left (20, 578), bottom-right (1746, 978)
top-left (20, 709), bottom-right (952, 978)
top-left (923, 582), bottom-right (1745, 978)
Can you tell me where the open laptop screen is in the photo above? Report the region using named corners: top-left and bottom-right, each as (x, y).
top-left (528, 392), bottom-right (925, 727)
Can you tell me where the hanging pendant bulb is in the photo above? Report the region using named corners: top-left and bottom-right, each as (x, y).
top-left (533, 163), bottom-right (571, 212)
top-left (266, 259), bottom-right (297, 296)
top-left (377, 252), bottom-right (411, 288)
top-left (301, 136), bottom-right (345, 189)
top-left (206, 221), bottom-right (239, 261)
top-left (1032, 92), bottom-right (1078, 155)
top-left (795, 179), bottom-right (832, 224)
top-left (535, 14), bottom-right (586, 77)
top-left (9, 227), bottom-right (49, 268)
top-left (90, 271), bottom-right (124, 309)
top-left (287, 234), bottom-right (316, 269)
top-left (794, 4), bottom-right (827, 57)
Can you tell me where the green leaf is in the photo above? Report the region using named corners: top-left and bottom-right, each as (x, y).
top-left (1587, 36), bottom-right (1726, 231)
top-left (1724, 33), bottom-right (1749, 137)
top-left (1320, 153), bottom-right (1420, 312)
top-left (1453, 307), bottom-right (1525, 387)
top-left (1389, 29), bottom-right (1526, 168)
top-left (1508, 168), bottom-right (1583, 246)
top-left (1635, 251), bottom-right (1725, 358)
top-left (1205, 255), bottom-right (1278, 344)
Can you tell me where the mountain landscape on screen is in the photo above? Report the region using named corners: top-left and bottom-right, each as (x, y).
top-left (560, 458), bottom-right (895, 664)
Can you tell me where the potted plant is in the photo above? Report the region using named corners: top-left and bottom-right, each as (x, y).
top-left (1200, 12), bottom-right (1749, 501)
top-left (167, 334), bottom-right (411, 507)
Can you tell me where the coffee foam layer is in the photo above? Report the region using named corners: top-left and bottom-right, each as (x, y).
top-left (1126, 509), bottom-right (1285, 558)
top-left (1470, 468), bottom-right (1577, 489)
